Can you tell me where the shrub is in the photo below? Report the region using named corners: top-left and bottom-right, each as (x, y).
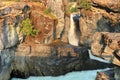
top-left (78, 0), bottom-right (92, 10)
top-left (20, 18), bottom-right (39, 37)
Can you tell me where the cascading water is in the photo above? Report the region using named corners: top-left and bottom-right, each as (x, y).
top-left (68, 13), bottom-right (81, 46)
top-left (88, 49), bottom-right (110, 63)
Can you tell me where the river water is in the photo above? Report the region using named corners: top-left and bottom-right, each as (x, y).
top-left (12, 68), bottom-right (110, 80)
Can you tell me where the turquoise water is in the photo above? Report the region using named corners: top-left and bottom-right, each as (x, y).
top-left (12, 68), bottom-right (110, 80)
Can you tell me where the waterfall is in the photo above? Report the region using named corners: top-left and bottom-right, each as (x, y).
top-left (68, 13), bottom-right (81, 46)
top-left (88, 49), bottom-right (110, 63)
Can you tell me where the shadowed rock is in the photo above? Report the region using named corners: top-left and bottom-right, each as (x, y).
top-left (11, 42), bottom-right (89, 78)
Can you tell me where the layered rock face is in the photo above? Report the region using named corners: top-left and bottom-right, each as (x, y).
top-left (30, 11), bottom-right (57, 44)
top-left (0, 0), bottom-right (119, 79)
top-left (11, 42), bottom-right (89, 77)
top-left (0, 2), bottom-right (27, 80)
top-left (89, 0), bottom-right (120, 12)
top-left (46, 0), bottom-right (65, 39)
top-left (91, 32), bottom-right (120, 80)
top-left (11, 41), bottom-right (113, 78)
top-left (79, 8), bottom-right (120, 47)
top-left (91, 32), bottom-right (120, 66)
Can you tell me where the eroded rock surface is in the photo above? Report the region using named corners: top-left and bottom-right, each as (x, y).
top-left (91, 32), bottom-right (120, 66)
top-left (0, 2), bottom-right (30, 80)
top-left (89, 0), bottom-right (120, 13)
top-left (96, 69), bottom-right (115, 80)
top-left (11, 42), bottom-right (89, 77)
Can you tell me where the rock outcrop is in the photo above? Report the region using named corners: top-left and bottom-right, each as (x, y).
top-left (79, 7), bottom-right (120, 47)
top-left (0, 2), bottom-right (30, 80)
top-left (96, 69), bottom-right (114, 80)
top-left (30, 10), bottom-right (57, 44)
top-left (0, 0), bottom-right (119, 80)
top-left (11, 42), bottom-right (89, 77)
top-left (96, 67), bottom-right (120, 80)
top-left (91, 32), bottom-right (120, 66)
top-left (11, 41), bottom-right (113, 78)
top-left (89, 0), bottom-right (120, 13)
top-left (46, 0), bottom-right (65, 39)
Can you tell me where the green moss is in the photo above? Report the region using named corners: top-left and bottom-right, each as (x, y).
top-left (79, 0), bottom-right (92, 10)
top-left (44, 7), bottom-right (52, 14)
top-left (66, 5), bottom-right (78, 15)
top-left (70, 6), bottom-right (78, 13)
top-left (20, 18), bottom-right (39, 37)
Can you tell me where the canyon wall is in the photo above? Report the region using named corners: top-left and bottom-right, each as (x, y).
top-left (0, 0), bottom-right (119, 79)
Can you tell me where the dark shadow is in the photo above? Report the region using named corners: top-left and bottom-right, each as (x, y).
top-left (10, 45), bottom-right (115, 79)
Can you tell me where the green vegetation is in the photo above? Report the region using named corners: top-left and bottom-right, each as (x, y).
top-left (118, 8), bottom-right (120, 12)
top-left (70, 6), bottom-right (78, 13)
top-left (78, 0), bottom-right (92, 10)
top-left (43, 7), bottom-right (56, 19)
top-left (44, 7), bottom-right (52, 14)
top-left (16, 0), bottom-right (20, 2)
top-left (69, 0), bottom-right (77, 2)
top-left (20, 18), bottom-right (39, 37)
top-left (66, 4), bottom-right (78, 15)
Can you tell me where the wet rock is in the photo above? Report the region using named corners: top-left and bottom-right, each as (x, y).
top-left (68, 13), bottom-right (80, 46)
top-left (114, 67), bottom-right (120, 80)
top-left (96, 67), bottom-right (120, 80)
top-left (96, 69), bottom-right (115, 80)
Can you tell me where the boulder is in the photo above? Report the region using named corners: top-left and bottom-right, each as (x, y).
top-left (96, 67), bottom-right (120, 80)
top-left (96, 69), bottom-right (115, 80)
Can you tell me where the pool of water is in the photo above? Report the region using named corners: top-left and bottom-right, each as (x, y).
top-left (12, 68), bottom-right (110, 80)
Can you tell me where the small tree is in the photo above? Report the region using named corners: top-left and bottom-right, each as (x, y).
top-left (20, 18), bottom-right (39, 37)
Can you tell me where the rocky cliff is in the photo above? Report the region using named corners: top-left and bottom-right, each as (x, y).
top-left (0, 2), bottom-right (28, 80)
top-left (0, 0), bottom-right (119, 80)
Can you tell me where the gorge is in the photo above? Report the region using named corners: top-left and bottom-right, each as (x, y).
top-left (0, 0), bottom-right (120, 80)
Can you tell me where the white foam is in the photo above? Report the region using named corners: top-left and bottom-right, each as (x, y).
top-left (88, 49), bottom-right (110, 63)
